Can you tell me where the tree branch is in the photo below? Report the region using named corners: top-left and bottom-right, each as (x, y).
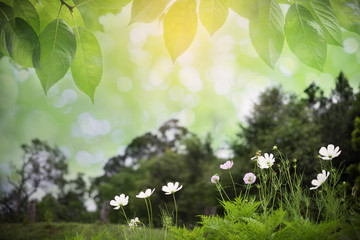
top-left (60, 0), bottom-right (74, 12)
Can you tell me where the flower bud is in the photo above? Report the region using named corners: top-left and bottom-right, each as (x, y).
top-left (273, 145), bottom-right (278, 150)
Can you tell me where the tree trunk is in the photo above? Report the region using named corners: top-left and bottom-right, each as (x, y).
top-left (27, 201), bottom-right (36, 222)
top-left (100, 201), bottom-right (110, 223)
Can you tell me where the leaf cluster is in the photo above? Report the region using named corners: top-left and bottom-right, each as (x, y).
top-left (128, 0), bottom-right (359, 70)
top-left (2, 0), bottom-right (360, 102)
top-left (0, 0), bottom-right (103, 101)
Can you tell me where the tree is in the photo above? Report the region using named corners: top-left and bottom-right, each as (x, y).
top-left (92, 120), bottom-right (218, 226)
top-left (0, 0), bottom-right (359, 101)
top-left (307, 73), bottom-right (358, 170)
top-left (232, 87), bottom-right (321, 182)
top-left (0, 139), bottom-right (68, 220)
top-left (233, 72), bottom-right (360, 184)
top-left (101, 119), bottom-right (191, 177)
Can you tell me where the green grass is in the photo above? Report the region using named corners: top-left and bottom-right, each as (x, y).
top-left (0, 222), bottom-right (166, 240)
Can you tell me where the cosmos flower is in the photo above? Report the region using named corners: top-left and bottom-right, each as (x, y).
top-left (220, 160), bottom-right (234, 170)
top-left (310, 170), bottom-right (330, 190)
top-left (211, 174), bottom-right (220, 183)
top-left (129, 217), bottom-right (140, 227)
top-left (110, 194), bottom-right (129, 210)
top-left (136, 188), bottom-right (155, 198)
top-left (257, 153), bottom-right (275, 169)
top-left (162, 182), bottom-right (183, 195)
top-left (243, 172), bottom-right (256, 184)
top-left (319, 144), bottom-right (341, 160)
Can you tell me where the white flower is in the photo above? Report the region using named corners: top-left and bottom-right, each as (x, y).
top-left (162, 182), bottom-right (183, 195)
top-left (129, 217), bottom-right (140, 227)
top-left (109, 194), bottom-right (129, 210)
top-left (319, 144), bottom-right (341, 160)
top-left (136, 188), bottom-right (155, 198)
top-left (220, 160), bottom-right (234, 170)
top-left (257, 153), bottom-right (275, 169)
top-left (310, 170), bottom-right (330, 190)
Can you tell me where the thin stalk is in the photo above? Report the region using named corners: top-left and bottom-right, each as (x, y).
top-left (120, 206), bottom-right (128, 223)
top-left (216, 183), bottom-right (226, 202)
top-left (228, 170), bottom-right (237, 198)
top-left (148, 198), bottom-right (153, 228)
top-left (172, 193), bottom-right (178, 226)
top-left (244, 184), bottom-right (251, 199)
top-left (221, 185), bottom-right (232, 202)
top-left (144, 199), bottom-right (151, 227)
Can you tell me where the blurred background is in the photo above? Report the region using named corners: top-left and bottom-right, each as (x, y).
top-left (0, 4), bottom-right (360, 225)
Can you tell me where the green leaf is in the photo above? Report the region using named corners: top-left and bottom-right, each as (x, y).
top-left (300, 0), bottom-right (342, 46)
top-left (87, 0), bottom-right (131, 9)
top-left (71, 26), bottom-right (102, 102)
top-left (0, 0), bottom-right (12, 7)
top-left (163, 0), bottom-right (198, 61)
top-left (275, 0), bottom-right (291, 3)
top-left (34, 19), bottom-right (76, 94)
top-left (33, 0), bottom-right (84, 32)
top-left (129, 0), bottom-right (170, 24)
top-left (0, 29), bottom-right (9, 56)
top-left (229, 0), bottom-right (257, 19)
top-left (249, 0), bottom-right (284, 68)
top-left (5, 17), bottom-right (39, 67)
top-left (285, 4), bottom-right (327, 71)
top-left (199, 0), bottom-right (229, 36)
top-left (329, 0), bottom-right (360, 34)
top-left (14, 0), bottom-right (40, 34)
top-left (0, 2), bottom-right (13, 32)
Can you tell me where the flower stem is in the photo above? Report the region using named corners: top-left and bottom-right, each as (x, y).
top-left (148, 198), bottom-right (153, 228)
top-left (216, 183), bottom-right (226, 202)
top-left (228, 170), bottom-right (237, 198)
top-left (144, 199), bottom-right (151, 228)
top-left (172, 193), bottom-right (178, 226)
top-left (120, 206), bottom-right (128, 223)
top-left (244, 184), bottom-right (252, 199)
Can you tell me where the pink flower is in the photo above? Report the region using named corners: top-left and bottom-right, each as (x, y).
top-left (211, 175), bottom-right (220, 183)
top-left (220, 160), bottom-right (234, 170)
top-left (243, 172), bottom-right (256, 184)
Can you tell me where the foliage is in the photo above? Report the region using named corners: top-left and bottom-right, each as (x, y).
top-left (0, 222), bottom-right (167, 240)
top-left (0, 0), bottom-right (359, 101)
top-left (170, 146), bottom-right (360, 240)
top-left (352, 117), bottom-right (360, 152)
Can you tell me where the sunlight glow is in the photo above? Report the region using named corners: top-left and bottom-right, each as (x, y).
top-left (179, 66), bottom-right (203, 92)
top-left (343, 38), bottom-right (359, 54)
top-left (76, 151), bottom-right (104, 167)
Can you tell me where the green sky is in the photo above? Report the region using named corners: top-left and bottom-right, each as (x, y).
top-left (0, 4), bottom-right (360, 187)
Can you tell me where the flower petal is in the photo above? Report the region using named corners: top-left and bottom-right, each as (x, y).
top-left (177, 185), bottom-right (183, 192)
top-left (310, 186), bottom-right (319, 190)
top-left (311, 179), bottom-right (320, 186)
top-left (328, 144), bottom-right (334, 153)
top-left (115, 195), bottom-right (121, 203)
top-left (319, 147), bottom-right (327, 156)
top-left (110, 200), bottom-right (118, 206)
top-left (162, 186), bottom-right (170, 193)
